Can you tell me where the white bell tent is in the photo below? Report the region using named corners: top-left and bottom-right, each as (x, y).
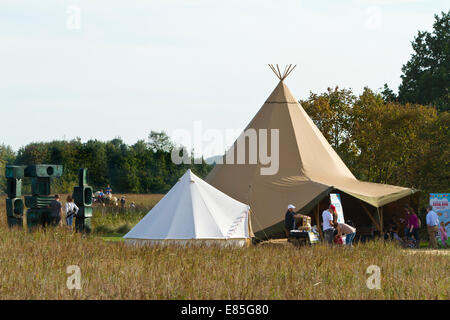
top-left (124, 169), bottom-right (252, 247)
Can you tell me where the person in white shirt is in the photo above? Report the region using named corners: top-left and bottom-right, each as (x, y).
top-left (65, 195), bottom-right (79, 229)
top-left (426, 206), bottom-right (440, 249)
top-left (322, 205), bottom-right (336, 244)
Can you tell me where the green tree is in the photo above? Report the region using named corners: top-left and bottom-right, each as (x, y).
top-left (381, 83), bottom-right (397, 103)
top-left (0, 144), bottom-right (16, 193)
top-left (15, 143), bottom-right (51, 165)
top-left (350, 88), bottom-right (437, 186)
top-left (412, 111), bottom-right (450, 193)
top-left (398, 11), bottom-right (450, 111)
top-left (148, 131), bottom-right (174, 152)
top-left (2, 134), bottom-right (210, 195)
top-left (78, 139), bottom-right (109, 189)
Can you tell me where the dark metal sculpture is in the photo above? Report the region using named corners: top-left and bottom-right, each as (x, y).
top-left (73, 168), bottom-right (93, 234)
top-left (24, 165), bottom-right (63, 230)
top-left (5, 165), bottom-right (92, 234)
top-left (5, 166), bottom-right (25, 227)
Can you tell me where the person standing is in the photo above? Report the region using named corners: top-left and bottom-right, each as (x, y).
top-left (336, 222), bottom-right (357, 246)
top-left (284, 204), bottom-right (304, 237)
top-left (65, 195), bottom-right (79, 229)
top-left (332, 210), bottom-right (338, 228)
top-left (105, 185), bottom-right (112, 195)
top-left (97, 189), bottom-right (105, 205)
top-left (322, 205), bottom-right (336, 244)
top-left (120, 195), bottom-right (126, 210)
top-left (426, 206), bottom-right (440, 249)
top-left (48, 194), bottom-right (63, 227)
top-left (407, 208), bottom-right (420, 248)
top-left (403, 205), bottom-right (411, 240)
top-left (438, 221), bottom-right (448, 248)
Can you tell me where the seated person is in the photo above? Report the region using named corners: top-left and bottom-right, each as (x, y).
top-left (386, 222), bottom-right (404, 245)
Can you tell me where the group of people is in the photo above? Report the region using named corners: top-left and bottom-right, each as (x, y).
top-left (284, 201), bottom-right (448, 249)
top-left (95, 185), bottom-right (113, 204)
top-left (385, 205), bottom-right (447, 249)
top-left (321, 205), bottom-right (357, 246)
top-left (284, 204), bottom-right (357, 246)
top-left (47, 194), bottom-right (79, 229)
top-left (94, 185), bottom-right (133, 210)
top-left (94, 186), bottom-right (138, 211)
top-left (46, 190), bottom-right (138, 229)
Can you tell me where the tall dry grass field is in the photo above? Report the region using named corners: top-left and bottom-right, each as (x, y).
top-left (90, 194), bottom-right (163, 235)
top-left (0, 195), bottom-right (448, 299)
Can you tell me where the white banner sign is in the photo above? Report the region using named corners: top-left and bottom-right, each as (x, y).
top-left (330, 193), bottom-right (345, 224)
top-left (430, 193), bottom-right (450, 244)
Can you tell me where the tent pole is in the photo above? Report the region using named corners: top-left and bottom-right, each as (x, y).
top-left (376, 207), bottom-right (380, 228)
top-left (380, 206), bottom-right (384, 233)
top-left (378, 206), bottom-right (384, 240)
top-left (376, 206), bottom-right (383, 239)
top-left (359, 200), bottom-right (382, 233)
top-left (316, 204), bottom-right (323, 240)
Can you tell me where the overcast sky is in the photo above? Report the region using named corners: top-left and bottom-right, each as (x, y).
top-left (1, 0), bottom-right (448, 157)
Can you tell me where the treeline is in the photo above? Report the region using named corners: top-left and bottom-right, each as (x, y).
top-left (301, 87), bottom-right (449, 207)
top-left (0, 132), bottom-right (212, 194)
top-left (395, 11), bottom-right (449, 112)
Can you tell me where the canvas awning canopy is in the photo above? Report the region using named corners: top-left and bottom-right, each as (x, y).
top-left (124, 169), bottom-right (252, 247)
top-left (206, 65), bottom-right (417, 238)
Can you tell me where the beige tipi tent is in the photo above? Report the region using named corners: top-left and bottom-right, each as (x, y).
top-left (206, 65), bottom-right (417, 239)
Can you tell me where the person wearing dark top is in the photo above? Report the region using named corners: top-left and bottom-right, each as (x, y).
top-left (284, 204), bottom-right (304, 237)
top-left (120, 195), bottom-right (126, 209)
top-left (406, 208), bottom-right (420, 248)
top-left (48, 194), bottom-right (63, 227)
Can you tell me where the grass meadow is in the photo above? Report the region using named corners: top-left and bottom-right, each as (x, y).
top-left (0, 194), bottom-right (448, 299)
